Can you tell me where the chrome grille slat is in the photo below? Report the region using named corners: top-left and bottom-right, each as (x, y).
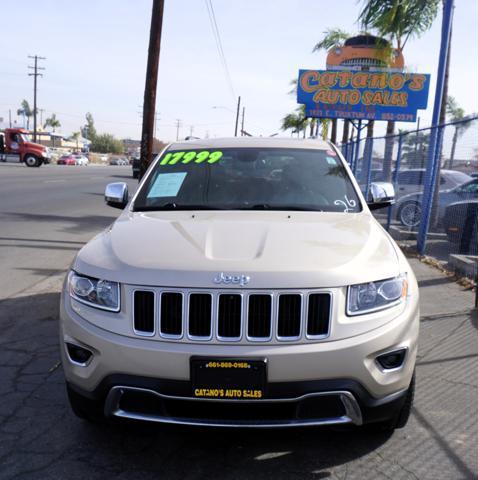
top-left (131, 288), bottom-right (332, 344)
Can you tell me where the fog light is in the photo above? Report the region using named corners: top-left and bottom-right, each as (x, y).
top-left (66, 343), bottom-right (93, 365)
top-left (376, 348), bottom-right (407, 370)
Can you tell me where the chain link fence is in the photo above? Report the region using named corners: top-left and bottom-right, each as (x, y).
top-left (340, 116), bottom-right (478, 295)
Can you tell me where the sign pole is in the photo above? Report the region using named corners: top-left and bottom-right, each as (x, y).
top-left (352, 119), bottom-right (362, 175)
top-left (417, 0), bottom-right (454, 254)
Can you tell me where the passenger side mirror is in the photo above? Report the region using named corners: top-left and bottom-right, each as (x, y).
top-left (367, 182), bottom-right (395, 210)
top-left (105, 182), bottom-right (129, 209)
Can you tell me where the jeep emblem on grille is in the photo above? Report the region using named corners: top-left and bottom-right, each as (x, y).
top-left (213, 272), bottom-right (251, 286)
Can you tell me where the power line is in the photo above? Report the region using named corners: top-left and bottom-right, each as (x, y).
top-left (204, 0), bottom-right (236, 100)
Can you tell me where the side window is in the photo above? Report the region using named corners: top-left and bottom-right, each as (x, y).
top-left (458, 181), bottom-right (478, 193)
top-left (399, 171), bottom-right (423, 185)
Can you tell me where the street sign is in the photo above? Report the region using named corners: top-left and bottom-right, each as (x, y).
top-left (297, 69), bottom-right (430, 122)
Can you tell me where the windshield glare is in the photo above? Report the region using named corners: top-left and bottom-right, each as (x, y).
top-left (134, 147), bottom-right (361, 213)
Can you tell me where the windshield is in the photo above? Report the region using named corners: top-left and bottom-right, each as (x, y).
top-left (133, 147), bottom-right (362, 213)
top-left (20, 134), bottom-right (31, 142)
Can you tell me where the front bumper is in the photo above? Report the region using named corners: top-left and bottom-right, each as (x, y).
top-left (60, 285), bottom-right (419, 426)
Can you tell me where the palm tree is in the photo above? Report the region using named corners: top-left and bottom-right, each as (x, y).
top-left (281, 110), bottom-right (308, 138)
top-left (312, 28), bottom-right (350, 144)
top-left (44, 114), bottom-right (61, 147)
top-left (445, 97), bottom-right (474, 169)
top-left (17, 99), bottom-right (33, 130)
top-left (71, 131), bottom-right (81, 151)
top-left (359, 0), bottom-right (440, 181)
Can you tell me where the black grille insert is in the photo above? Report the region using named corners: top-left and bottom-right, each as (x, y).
top-left (133, 291), bottom-right (155, 334)
top-left (278, 294), bottom-right (301, 338)
top-left (307, 294), bottom-right (331, 336)
top-left (189, 294), bottom-right (212, 337)
top-left (248, 295), bottom-right (272, 338)
top-left (218, 294), bottom-right (242, 338)
top-left (160, 292), bottom-right (183, 336)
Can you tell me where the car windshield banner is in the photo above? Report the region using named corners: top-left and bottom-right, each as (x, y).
top-left (297, 69), bottom-right (430, 122)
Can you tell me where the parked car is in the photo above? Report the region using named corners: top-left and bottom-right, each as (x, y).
top-left (61, 137), bottom-right (418, 430)
top-left (131, 155), bottom-right (140, 178)
top-left (110, 157), bottom-right (128, 166)
top-left (73, 154), bottom-right (89, 166)
top-left (396, 177), bottom-right (478, 228)
top-left (357, 168), bottom-right (469, 200)
top-left (57, 154), bottom-right (76, 166)
top-left (443, 200), bottom-right (478, 255)
top-left (394, 169), bottom-right (470, 199)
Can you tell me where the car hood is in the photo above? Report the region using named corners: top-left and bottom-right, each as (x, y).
top-left (74, 210), bottom-right (400, 288)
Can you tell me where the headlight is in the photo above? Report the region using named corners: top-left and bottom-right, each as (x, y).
top-left (68, 271), bottom-right (120, 312)
top-left (347, 274), bottom-right (407, 316)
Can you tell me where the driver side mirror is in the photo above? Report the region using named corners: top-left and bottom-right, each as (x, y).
top-left (367, 182), bottom-right (395, 210)
top-left (105, 182), bottom-right (129, 209)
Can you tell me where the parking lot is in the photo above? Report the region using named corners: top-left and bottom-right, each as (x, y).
top-left (1, 164), bottom-right (478, 479)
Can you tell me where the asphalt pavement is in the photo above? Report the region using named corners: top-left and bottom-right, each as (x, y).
top-left (0, 163), bottom-right (137, 299)
top-left (0, 163), bottom-right (477, 479)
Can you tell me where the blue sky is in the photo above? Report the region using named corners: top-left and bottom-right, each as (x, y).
top-left (0, 0), bottom-right (476, 142)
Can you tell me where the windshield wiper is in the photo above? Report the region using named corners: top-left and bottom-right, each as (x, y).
top-left (238, 204), bottom-right (323, 212)
top-left (135, 203), bottom-right (225, 211)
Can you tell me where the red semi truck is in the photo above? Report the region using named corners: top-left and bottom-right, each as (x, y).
top-left (0, 128), bottom-right (51, 167)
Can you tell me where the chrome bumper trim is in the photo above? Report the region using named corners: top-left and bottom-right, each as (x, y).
top-left (104, 385), bottom-right (363, 427)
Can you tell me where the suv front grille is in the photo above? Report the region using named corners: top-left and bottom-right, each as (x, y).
top-left (131, 288), bottom-right (331, 344)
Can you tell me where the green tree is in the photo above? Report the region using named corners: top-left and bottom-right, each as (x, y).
top-left (44, 113), bottom-right (61, 132)
top-left (445, 96), bottom-right (474, 169)
top-left (44, 113), bottom-right (61, 147)
top-left (71, 131), bottom-right (81, 151)
top-left (17, 99), bottom-right (33, 130)
top-left (91, 133), bottom-right (124, 154)
top-left (312, 28), bottom-right (350, 144)
top-left (82, 112), bottom-right (97, 140)
top-left (359, 0), bottom-right (440, 181)
top-left (312, 28), bottom-right (350, 52)
top-left (281, 113), bottom-right (305, 138)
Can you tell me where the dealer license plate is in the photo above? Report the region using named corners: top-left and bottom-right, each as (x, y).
top-left (191, 358), bottom-right (267, 400)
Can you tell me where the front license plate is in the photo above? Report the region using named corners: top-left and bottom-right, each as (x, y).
top-left (191, 358), bottom-right (267, 400)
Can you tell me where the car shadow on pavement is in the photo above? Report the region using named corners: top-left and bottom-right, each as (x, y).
top-left (3, 212), bottom-right (115, 235)
top-left (0, 290), bottom-right (393, 480)
top-left (2, 290), bottom-right (477, 479)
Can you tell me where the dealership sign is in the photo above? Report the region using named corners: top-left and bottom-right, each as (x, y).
top-left (297, 70), bottom-right (430, 122)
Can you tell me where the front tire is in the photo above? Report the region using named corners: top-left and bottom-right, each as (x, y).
top-left (398, 201), bottom-right (422, 229)
top-left (24, 154), bottom-right (40, 167)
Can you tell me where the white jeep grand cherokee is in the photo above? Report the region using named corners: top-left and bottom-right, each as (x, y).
top-left (60, 137), bottom-right (418, 430)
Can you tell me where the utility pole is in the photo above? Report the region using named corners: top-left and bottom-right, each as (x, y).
top-left (28, 55), bottom-right (46, 142)
top-left (140, 0), bottom-right (165, 179)
top-left (39, 108), bottom-right (45, 127)
top-left (234, 96), bottom-right (241, 137)
top-left (189, 125), bottom-right (194, 137)
top-left (175, 119), bottom-right (182, 140)
top-left (8, 109), bottom-right (12, 128)
top-left (240, 107), bottom-right (245, 136)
